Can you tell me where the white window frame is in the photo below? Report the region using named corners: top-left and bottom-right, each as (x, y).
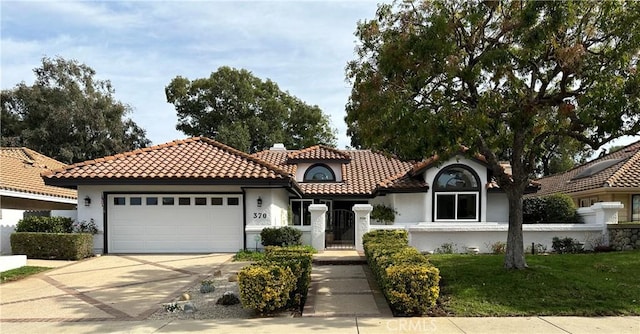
top-left (434, 192), bottom-right (479, 222)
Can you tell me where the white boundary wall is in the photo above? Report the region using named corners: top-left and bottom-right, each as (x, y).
top-left (371, 202), bottom-right (623, 253)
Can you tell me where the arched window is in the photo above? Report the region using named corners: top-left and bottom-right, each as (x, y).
top-left (433, 165), bottom-right (480, 221)
top-left (304, 164), bottom-right (336, 182)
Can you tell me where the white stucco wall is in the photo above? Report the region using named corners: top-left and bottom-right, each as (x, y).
top-left (244, 188), bottom-right (290, 249)
top-left (486, 192), bottom-right (509, 223)
top-left (390, 193), bottom-right (426, 224)
top-left (0, 209), bottom-right (24, 255)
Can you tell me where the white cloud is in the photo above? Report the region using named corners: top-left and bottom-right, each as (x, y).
top-left (1, 0), bottom-right (380, 148)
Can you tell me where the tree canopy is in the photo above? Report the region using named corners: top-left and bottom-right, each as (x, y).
top-left (166, 66), bottom-right (336, 153)
top-left (1, 56), bottom-right (150, 164)
top-left (346, 0), bottom-right (640, 268)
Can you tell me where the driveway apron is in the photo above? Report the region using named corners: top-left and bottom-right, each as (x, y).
top-left (0, 254), bottom-right (232, 322)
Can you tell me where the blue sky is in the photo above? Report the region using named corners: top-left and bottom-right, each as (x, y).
top-left (1, 0), bottom-right (380, 149)
top-left (1, 0), bottom-right (637, 154)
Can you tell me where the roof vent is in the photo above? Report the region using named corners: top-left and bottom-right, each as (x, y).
top-left (270, 143), bottom-right (286, 151)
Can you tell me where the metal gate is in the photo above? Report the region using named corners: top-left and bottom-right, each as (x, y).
top-left (326, 209), bottom-right (355, 249)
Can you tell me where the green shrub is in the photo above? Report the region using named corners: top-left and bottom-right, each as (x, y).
top-left (371, 204), bottom-right (397, 225)
top-left (262, 246), bottom-right (314, 309)
top-left (552, 237), bottom-right (584, 254)
top-left (10, 233), bottom-right (93, 260)
top-left (362, 229), bottom-right (408, 245)
top-left (524, 194), bottom-right (582, 223)
top-left (385, 264), bottom-right (440, 315)
top-left (260, 226), bottom-right (302, 247)
top-left (362, 229), bottom-right (440, 316)
top-left (15, 216), bottom-right (74, 233)
top-left (238, 264), bottom-right (296, 314)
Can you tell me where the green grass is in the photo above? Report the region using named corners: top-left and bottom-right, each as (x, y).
top-left (233, 249), bottom-right (266, 262)
top-left (428, 251), bottom-right (640, 316)
top-left (1, 266), bottom-right (51, 283)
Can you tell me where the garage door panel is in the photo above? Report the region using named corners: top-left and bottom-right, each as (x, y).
top-left (107, 194), bottom-right (242, 253)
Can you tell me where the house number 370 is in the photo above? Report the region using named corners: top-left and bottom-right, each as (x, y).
top-left (253, 213), bottom-right (268, 219)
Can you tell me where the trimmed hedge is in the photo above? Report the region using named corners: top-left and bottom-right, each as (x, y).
top-left (10, 233), bottom-right (94, 260)
top-left (15, 216), bottom-right (74, 233)
top-left (238, 264), bottom-right (296, 314)
top-left (260, 226), bottom-right (302, 246)
top-left (263, 246), bottom-right (314, 309)
top-left (524, 193), bottom-right (582, 224)
top-left (363, 230), bottom-right (440, 316)
top-left (238, 245), bottom-right (314, 314)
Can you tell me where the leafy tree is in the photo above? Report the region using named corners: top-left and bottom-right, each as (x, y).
top-left (346, 0), bottom-right (640, 269)
top-left (166, 66), bottom-right (336, 153)
top-left (1, 57), bottom-right (150, 163)
top-left (539, 137), bottom-right (593, 176)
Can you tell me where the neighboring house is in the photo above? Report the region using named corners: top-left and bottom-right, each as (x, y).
top-left (535, 140), bottom-right (640, 223)
top-left (43, 137), bottom-right (526, 254)
top-left (0, 147), bottom-right (78, 254)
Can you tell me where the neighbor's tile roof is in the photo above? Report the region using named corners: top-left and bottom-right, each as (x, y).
top-left (0, 147), bottom-right (77, 200)
top-left (43, 137), bottom-right (293, 184)
top-left (535, 141), bottom-right (640, 196)
top-left (254, 149), bottom-right (425, 195)
top-left (287, 145), bottom-right (351, 162)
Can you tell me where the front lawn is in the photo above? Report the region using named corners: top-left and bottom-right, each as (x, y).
top-left (1, 266), bottom-right (51, 283)
top-left (429, 251), bottom-right (640, 316)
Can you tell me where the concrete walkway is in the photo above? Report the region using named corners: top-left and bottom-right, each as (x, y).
top-left (1, 316), bottom-right (638, 333)
top-left (304, 264), bottom-right (392, 317)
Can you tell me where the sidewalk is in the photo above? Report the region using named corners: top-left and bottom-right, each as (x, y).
top-left (1, 316), bottom-right (638, 333)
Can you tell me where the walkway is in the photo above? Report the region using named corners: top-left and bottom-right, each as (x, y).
top-left (305, 250), bottom-right (392, 317)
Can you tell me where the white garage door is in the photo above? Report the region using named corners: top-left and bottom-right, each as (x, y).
top-left (107, 194), bottom-right (243, 253)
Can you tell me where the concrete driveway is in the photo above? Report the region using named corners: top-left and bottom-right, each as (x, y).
top-left (0, 254), bottom-right (233, 322)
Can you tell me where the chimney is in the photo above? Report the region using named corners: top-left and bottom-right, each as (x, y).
top-left (270, 143), bottom-right (286, 151)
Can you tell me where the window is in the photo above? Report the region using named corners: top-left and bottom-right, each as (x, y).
top-left (162, 197), bottom-right (175, 205)
top-left (179, 197), bottom-right (191, 205)
top-left (130, 197), bottom-right (142, 206)
top-left (303, 164), bottom-right (335, 182)
top-left (291, 200), bottom-right (313, 226)
top-left (211, 197), bottom-right (223, 206)
top-left (195, 197), bottom-right (207, 206)
top-left (633, 194), bottom-right (640, 222)
top-left (114, 197), bottom-right (126, 205)
top-left (146, 197), bottom-right (158, 205)
top-left (227, 197), bottom-right (239, 206)
top-left (433, 165), bottom-right (480, 221)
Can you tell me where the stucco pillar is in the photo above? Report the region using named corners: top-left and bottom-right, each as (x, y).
top-left (309, 204), bottom-right (328, 251)
top-left (353, 204), bottom-right (373, 252)
top-left (591, 202), bottom-right (624, 225)
top-left (592, 202), bottom-right (624, 246)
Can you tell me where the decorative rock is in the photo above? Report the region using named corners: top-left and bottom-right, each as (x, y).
top-left (228, 274), bottom-right (238, 282)
top-left (213, 270), bottom-right (222, 277)
top-left (623, 245), bottom-right (634, 251)
top-left (183, 301), bottom-right (197, 313)
top-left (216, 291), bottom-right (240, 306)
top-left (180, 292), bottom-right (191, 301)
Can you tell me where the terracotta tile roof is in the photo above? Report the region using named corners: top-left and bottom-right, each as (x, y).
top-left (287, 145), bottom-right (351, 162)
top-left (535, 140), bottom-right (640, 196)
top-left (43, 138), bottom-right (294, 186)
top-left (254, 149), bottom-right (422, 196)
top-left (1, 147), bottom-right (77, 200)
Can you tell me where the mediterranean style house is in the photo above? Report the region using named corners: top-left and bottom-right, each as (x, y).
top-left (42, 137), bottom-right (617, 254)
top-left (535, 140), bottom-right (640, 223)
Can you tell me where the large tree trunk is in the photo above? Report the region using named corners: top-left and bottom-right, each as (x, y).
top-left (504, 188), bottom-right (528, 269)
